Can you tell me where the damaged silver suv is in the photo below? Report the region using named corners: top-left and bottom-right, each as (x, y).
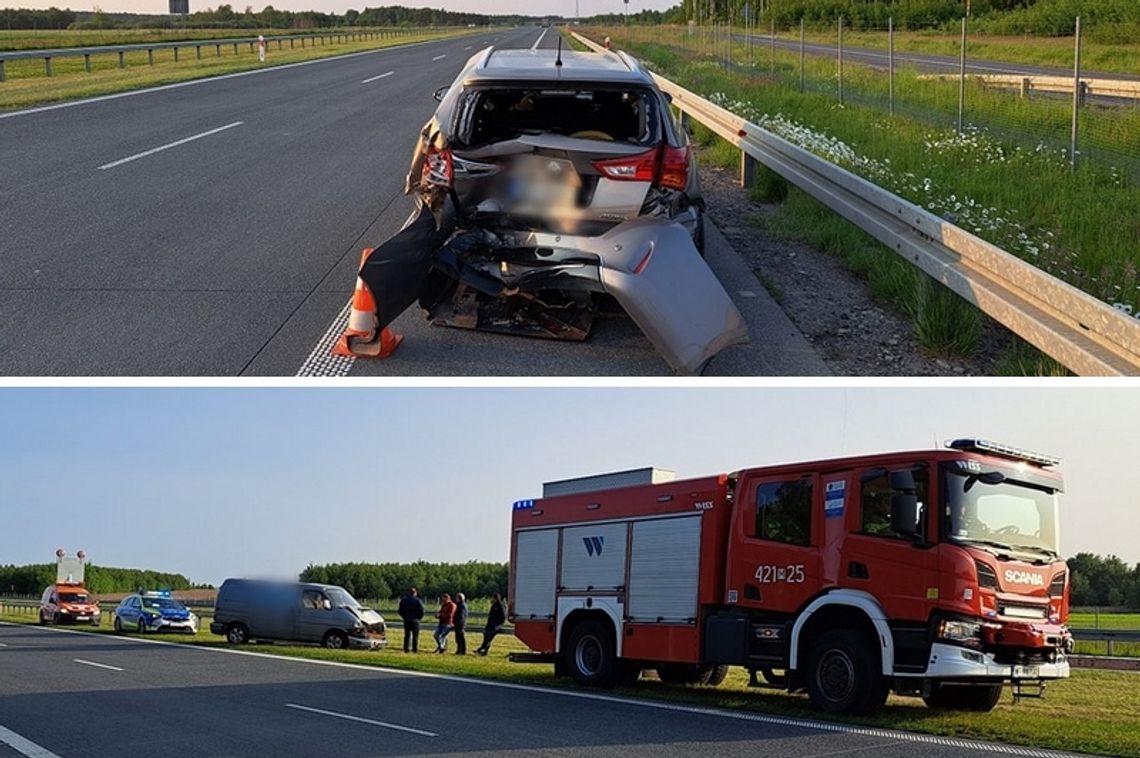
top-left (348, 41), bottom-right (748, 374)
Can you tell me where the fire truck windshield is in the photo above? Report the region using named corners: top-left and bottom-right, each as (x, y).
top-left (943, 467), bottom-right (1060, 559)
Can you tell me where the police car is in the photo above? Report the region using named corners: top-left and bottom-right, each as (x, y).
top-left (112, 591), bottom-right (199, 634)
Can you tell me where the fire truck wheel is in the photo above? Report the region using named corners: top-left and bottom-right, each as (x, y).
top-left (702, 664), bottom-right (730, 687)
top-left (922, 683), bottom-right (1003, 712)
top-left (226, 622), bottom-right (250, 644)
top-left (807, 629), bottom-right (888, 715)
top-left (566, 620), bottom-right (618, 687)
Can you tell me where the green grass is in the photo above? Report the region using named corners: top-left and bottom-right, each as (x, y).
top-left (1070, 612), bottom-right (1140, 630)
top-left (4, 610), bottom-right (1140, 757)
top-left (590, 26), bottom-right (1140, 371)
top-left (0, 28), bottom-right (474, 110)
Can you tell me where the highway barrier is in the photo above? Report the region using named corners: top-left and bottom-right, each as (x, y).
top-left (918, 73), bottom-right (1140, 102)
top-left (571, 30), bottom-right (1140, 376)
top-left (0, 28), bottom-right (431, 82)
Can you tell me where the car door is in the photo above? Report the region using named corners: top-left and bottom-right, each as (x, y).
top-left (294, 590), bottom-right (331, 643)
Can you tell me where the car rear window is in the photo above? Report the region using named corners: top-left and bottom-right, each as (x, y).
top-left (455, 86), bottom-right (660, 148)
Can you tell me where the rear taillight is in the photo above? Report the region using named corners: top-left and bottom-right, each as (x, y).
top-left (423, 147), bottom-right (453, 189)
top-left (592, 148), bottom-right (659, 182)
top-left (592, 145), bottom-right (689, 190)
top-left (658, 145), bottom-right (689, 190)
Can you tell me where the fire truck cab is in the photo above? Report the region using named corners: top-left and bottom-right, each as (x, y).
top-left (508, 440), bottom-right (1072, 715)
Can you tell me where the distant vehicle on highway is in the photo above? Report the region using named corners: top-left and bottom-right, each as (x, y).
top-left (338, 41), bottom-right (746, 375)
top-left (39, 583), bottom-right (100, 626)
top-left (209, 579), bottom-right (387, 650)
top-left (112, 591), bottom-right (199, 634)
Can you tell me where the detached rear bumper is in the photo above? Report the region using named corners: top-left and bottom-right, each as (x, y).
top-left (917, 642), bottom-right (1070, 682)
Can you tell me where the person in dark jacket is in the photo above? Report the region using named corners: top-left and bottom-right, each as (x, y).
top-left (476, 593), bottom-right (506, 656)
top-left (397, 587), bottom-right (424, 653)
top-left (434, 593), bottom-right (456, 653)
top-left (453, 592), bottom-right (469, 655)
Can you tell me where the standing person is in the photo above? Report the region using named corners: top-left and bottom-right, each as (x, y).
top-left (398, 587), bottom-right (424, 653)
top-left (453, 593), bottom-right (468, 655)
top-left (476, 593), bottom-right (506, 656)
top-left (433, 593), bottom-right (455, 654)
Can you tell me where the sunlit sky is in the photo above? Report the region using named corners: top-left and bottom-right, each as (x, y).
top-left (1, 387), bottom-right (1136, 586)
top-left (10, 0), bottom-right (672, 18)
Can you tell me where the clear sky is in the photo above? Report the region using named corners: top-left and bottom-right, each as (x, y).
top-left (10, 0), bottom-right (673, 18)
top-left (0, 386), bottom-right (1135, 586)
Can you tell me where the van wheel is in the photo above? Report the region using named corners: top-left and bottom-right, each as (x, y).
top-left (807, 629), bottom-right (889, 715)
top-left (566, 620), bottom-right (617, 687)
top-left (113, 617), bottom-right (123, 633)
top-left (226, 623), bottom-right (250, 644)
top-left (323, 631), bottom-right (349, 650)
top-left (923, 683), bottom-right (1003, 712)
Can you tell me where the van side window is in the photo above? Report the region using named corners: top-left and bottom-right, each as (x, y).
top-left (754, 479), bottom-right (813, 546)
top-left (302, 590), bottom-right (325, 609)
top-left (860, 467), bottom-right (928, 538)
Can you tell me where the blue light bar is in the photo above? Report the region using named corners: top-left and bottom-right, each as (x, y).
top-left (513, 499), bottom-right (536, 510)
top-left (947, 438), bottom-right (1060, 467)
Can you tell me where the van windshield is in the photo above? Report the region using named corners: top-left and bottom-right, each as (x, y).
top-left (326, 588), bottom-right (361, 609)
top-left (59, 592), bottom-right (90, 603)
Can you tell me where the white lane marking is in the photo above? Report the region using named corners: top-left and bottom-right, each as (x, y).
top-left (73, 658), bottom-right (123, 671)
top-left (7, 623), bottom-right (1089, 758)
top-left (431, 54), bottom-right (447, 61)
top-left (98, 121), bottom-right (243, 170)
top-left (531, 26), bottom-right (548, 50)
top-left (0, 36), bottom-right (482, 121)
top-left (361, 70), bottom-right (394, 84)
top-left (0, 642), bottom-right (8, 647)
top-left (0, 724), bottom-right (63, 758)
top-left (295, 299), bottom-right (355, 377)
top-left (285, 704), bottom-right (437, 737)
top-left (463, 45), bottom-right (473, 50)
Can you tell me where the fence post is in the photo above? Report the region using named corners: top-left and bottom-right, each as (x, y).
top-left (84, 52), bottom-right (91, 72)
top-left (799, 18), bottom-right (804, 92)
top-left (119, 50), bottom-right (125, 67)
top-left (769, 18), bottom-right (774, 73)
top-left (957, 16), bottom-right (966, 134)
top-left (1071, 15), bottom-right (1081, 172)
top-left (837, 16), bottom-right (843, 106)
top-left (888, 17), bottom-right (894, 115)
top-left (45, 56), bottom-right (52, 77)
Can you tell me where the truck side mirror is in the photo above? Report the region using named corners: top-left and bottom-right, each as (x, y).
top-left (889, 469), bottom-right (916, 491)
top-left (890, 494), bottom-right (920, 537)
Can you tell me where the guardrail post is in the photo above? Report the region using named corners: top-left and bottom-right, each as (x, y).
top-left (148, 48), bottom-right (154, 65)
top-left (290, 37), bottom-right (295, 49)
top-left (84, 53), bottom-right (91, 72)
top-left (0, 60), bottom-right (5, 82)
top-left (196, 45), bottom-right (201, 60)
top-left (1020, 77), bottom-right (1030, 98)
top-left (174, 47), bottom-right (179, 62)
top-left (740, 150), bottom-right (758, 189)
top-left (45, 56), bottom-right (52, 77)
top-left (1108, 638), bottom-right (1115, 656)
top-left (119, 50), bottom-right (125, 68)
top-left (248, 41), bottom-right (254, 53)
top-left (277, 39), bottom-right (282, 50)
top-left (233, 42), bottom-right (239, 55)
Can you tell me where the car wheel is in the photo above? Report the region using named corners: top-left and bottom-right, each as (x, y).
top-left (113, 617), bottom-right (123, 633)
top-left (137, 619), bottom-right (146, 635)
top-left (923, 683), bottom-right (1003, 712)
top-left (226, 623), bottom-right (250, 644)
top-left (38, 611), bottom-right (47, 626)
top-left (52, 612), bottom-right (60, 625)
top-left (566, 620), bottom-right (617, 687)
top-left (807, 629), bottom-right (889, 715)
top-left (323, 631), bottom-right (349, 650)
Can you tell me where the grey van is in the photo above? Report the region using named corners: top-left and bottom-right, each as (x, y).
top-left (209, 579), bottom-right (387, 650)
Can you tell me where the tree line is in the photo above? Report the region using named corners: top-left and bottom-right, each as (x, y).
top-left (0, 563), bottom-right (201, 596)
top-left (299, 561), bottom-right (507, 601)
top-left (1067, 553), bottom-right (1140, 608)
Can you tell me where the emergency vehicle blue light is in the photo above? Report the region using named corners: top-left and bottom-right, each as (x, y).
top-left (513, 499), bottom-right (535, 511)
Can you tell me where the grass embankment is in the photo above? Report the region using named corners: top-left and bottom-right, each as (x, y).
top-left (0, 27), bottom-right (409, 51)
top-left (4, 610), bottom-right (1140, 756)
top-left (0, 27), bottom-right (474, 110)
top-left (591, 27), bottom-right (1139, 372)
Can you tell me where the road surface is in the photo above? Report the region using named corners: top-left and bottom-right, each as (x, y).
top-left (0, 623), bottom-right (1097, 758)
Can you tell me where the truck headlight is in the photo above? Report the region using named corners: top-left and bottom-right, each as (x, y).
top-left (938, 619), bottom-right (982, 647)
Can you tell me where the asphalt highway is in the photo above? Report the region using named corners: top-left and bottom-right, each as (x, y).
top-left (0, 623), bottom-right (1098, 758)
top-left (0, 27), bottom-right (825, 377)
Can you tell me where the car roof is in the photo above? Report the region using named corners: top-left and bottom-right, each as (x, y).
top-left (464, 48), bottom-right (652, 86)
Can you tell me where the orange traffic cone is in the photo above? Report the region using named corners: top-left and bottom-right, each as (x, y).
top-left (331, 248), bottom-right (404, 359)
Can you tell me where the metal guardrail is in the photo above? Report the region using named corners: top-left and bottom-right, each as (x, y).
top-left (571, 31), bottom-right (1140, 376)
top-left (920, 73), bottom-right (1140, 100)
top-left (0, 28), bottom-right (427, 82)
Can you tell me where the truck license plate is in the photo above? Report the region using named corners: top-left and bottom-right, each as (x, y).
top-left (1013, 665), bottom-right (1040, 679)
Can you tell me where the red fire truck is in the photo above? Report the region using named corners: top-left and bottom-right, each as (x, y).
top-left (508, 439), bottom-right (1073, 715)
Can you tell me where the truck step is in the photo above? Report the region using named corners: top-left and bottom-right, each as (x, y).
top-left (1011, 679), bottom-right (1047, 702)
top-left (508, 652), bottom-right (557, 664)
